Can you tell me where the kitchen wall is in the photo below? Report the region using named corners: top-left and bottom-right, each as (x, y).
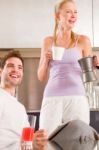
top-left (0, 0), bottom-right (55, 48)
top-left (0, 0), bottom-right (99, 48)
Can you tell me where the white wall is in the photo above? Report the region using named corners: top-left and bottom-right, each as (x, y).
top-left (74, 0), bottom-right (93, 46)
top-left (0, 0), bottom-right (55, 48)
top-left (0, 0), bottom-right (95, 48)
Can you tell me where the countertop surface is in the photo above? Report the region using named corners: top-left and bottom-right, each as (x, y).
top-left (5, 140), bottom-right (99, 150)
top-left (36, 140), bottom-right (99, 150)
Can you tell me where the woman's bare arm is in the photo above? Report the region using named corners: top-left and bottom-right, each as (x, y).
top-left (37, 37), bottom-right (53, 81)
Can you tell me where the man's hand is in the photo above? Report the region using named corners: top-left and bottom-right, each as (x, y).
top-left (33, 129), bottom-right (48, 150)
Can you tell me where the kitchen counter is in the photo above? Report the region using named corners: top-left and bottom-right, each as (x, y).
top-left (27, 109), bottom-right (99, 133)
top-left (91, 108), bottom-right (99, 111)
top-left (3, 139), bottom-right (99, 150)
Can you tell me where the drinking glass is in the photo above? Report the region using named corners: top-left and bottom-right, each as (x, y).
top-left (21, 115), bottom-right (36, 150)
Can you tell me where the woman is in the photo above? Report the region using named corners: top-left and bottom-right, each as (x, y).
top-left (38, 0), bottom-right (92, 135)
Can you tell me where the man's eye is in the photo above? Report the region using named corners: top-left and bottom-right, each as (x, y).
top-left (18, 66), bottom-right (23, 70)
top-left (7, 64), bottom-right (14, 68)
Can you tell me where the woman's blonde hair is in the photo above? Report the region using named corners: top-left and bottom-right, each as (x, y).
top-left (53, 0), bottom-right (75, 45)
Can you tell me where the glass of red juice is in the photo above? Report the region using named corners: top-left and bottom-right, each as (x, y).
top-left (21, 115), bottom-right (36, 149)
top-left (21, 127), bottom-right (34, 141)
top-left (21, 127), bottom-right (34, 150)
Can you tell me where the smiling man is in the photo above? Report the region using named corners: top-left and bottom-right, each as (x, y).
top-left (0, 50), bottom-right (47, 150)
top-left (0, 50), bottom-right (24, 96)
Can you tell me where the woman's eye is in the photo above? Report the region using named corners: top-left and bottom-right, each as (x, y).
top-left (66, 10), bottom-right (71, 13)
top-left (74, 11), bottom-right (77, 14)
top-left (66, 10), bottom-right (77, 14)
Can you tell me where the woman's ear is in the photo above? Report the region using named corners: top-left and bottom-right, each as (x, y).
top-left (0, 68), bottom-right (2, 78)
top-left (55, 12), bottom-right (60, 21)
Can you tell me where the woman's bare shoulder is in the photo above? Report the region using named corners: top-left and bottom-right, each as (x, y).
top-left (78, 34), bottom-right (91, 44)
top-left (41, 36), bottom-right (54, 51)
top-left (77, 34), bottom-right (92, 56)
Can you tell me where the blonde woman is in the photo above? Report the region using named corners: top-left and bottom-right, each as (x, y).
top-left (38, 0), bottom-right (93, 135)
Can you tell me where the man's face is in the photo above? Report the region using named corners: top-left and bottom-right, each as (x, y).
top-left (93, 56), bottom-right (99, 68)
top-left (1, 57), bottom-right (23, 87)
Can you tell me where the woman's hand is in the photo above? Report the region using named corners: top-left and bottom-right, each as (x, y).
top-left (43, 49), bottom-right (53, 64)
top-left (42, 37), bottom-right (53, 64)
top-left (37, 37), bottom-right (53, 81)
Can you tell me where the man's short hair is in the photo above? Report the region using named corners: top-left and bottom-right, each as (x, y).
top-left (1, 50), bottom-right (24, 69)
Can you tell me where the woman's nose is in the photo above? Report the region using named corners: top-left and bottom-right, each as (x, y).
top-left (71, 13), bottom-right (75, 18)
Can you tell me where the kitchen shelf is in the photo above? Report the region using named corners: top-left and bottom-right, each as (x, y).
top-left (90, 108), bottom-right (99, 111)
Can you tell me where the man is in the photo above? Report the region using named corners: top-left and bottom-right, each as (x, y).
top-left (0, 50), bottom-right (47, 150)
top-left (93, 55), bottom-right (99, 69)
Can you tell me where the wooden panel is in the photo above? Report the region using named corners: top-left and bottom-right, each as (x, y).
top-left (18, 58), bottom-right (48, 110)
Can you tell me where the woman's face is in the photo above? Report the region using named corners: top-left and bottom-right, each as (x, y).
top-left (57, 1), bottom-right (77, 30)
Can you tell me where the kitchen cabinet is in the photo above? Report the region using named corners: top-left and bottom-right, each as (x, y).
top-left (93, 0), bottom-right (99, 47)
top-left (18, 57), bottom-right (48, 111)
top-left (90, 109), bottom-right (99, 132)
top-left (73, 0), bottom-right (93, 46)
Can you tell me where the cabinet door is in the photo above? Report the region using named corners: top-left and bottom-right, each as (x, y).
top-left (73, 0), bottom-right (93, 46)
top-left (93, 0), bottom-right (99, 47)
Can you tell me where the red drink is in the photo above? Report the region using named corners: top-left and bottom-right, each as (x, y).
top-left (21, 127), bottom-right (34, 141)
